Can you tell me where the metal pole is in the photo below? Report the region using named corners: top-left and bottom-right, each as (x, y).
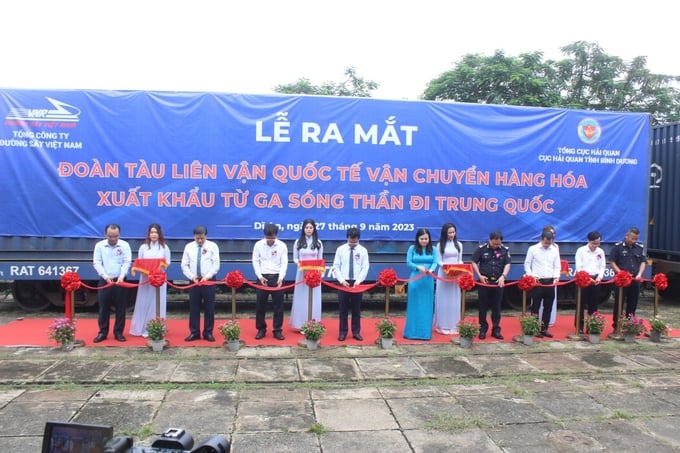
top-left (307, 285), bottom-right (313, 321)
top-left (567, 287), bottom-right (585, 340)
top-left (231, 287), bottom-right (237, 321)
top-left (155, 287), bottom-right (161, 319)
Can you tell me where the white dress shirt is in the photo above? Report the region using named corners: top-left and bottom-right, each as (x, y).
top-left (575, 244), bottom-right (606, 279)
top-left (524, 242), bottom-right (560, 279)
top-left (252, 238), bottom-right (289, 279)
top-left (181, 239), bottom-right (220, 280)
top-left (332, 243), bottom-right (369, 284)
top-left (93, 239), bottom-right (132, 279)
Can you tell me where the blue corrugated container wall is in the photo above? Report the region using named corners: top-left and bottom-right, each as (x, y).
top-left (649, 123), bottom-right (680, 259)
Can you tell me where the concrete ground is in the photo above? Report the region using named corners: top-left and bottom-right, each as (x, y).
top-left (2, 334), bottom-right (680, 452)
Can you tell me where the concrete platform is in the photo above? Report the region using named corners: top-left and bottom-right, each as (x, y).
top-left (2, 337), bottom-right (680, 452)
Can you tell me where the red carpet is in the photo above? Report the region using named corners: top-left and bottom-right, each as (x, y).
top-left (0, 315), bottom-right (675, 348)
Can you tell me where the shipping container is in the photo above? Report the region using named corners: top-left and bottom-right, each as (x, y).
top-left (649, 122), bottom-right (680, 301)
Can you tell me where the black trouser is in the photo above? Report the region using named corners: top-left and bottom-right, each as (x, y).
top-left (530, 280), bottom-right (554, 331)
top-left (575, 278), bottom-right (600, 332)
top-left (612, 280), bottom-right (640, 330)
top-left (477, 283), bottom-right (502, 333)
top-left (255, 274), bottom-right (284, 333)
top-left (338, 281), bottom-right (362, 335)
top-left (97, 279), bottom-right (127, 336)
top-left (188, 283), bottom-right (216, 336)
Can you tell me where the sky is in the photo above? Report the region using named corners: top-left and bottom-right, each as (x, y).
top-left (2, 0), bottom-right (679, 100)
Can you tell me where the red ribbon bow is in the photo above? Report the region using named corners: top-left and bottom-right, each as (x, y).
top-left (377, 268), bottom-right (398, 287)
top-left (653, 273), bottom-right (669, 291)
top-left (148, 270), bottom-right (167, 288)
top-left (614, 270), bottom-right (633, 287)
top-left (574, 270), bottom-right (593, 288)
top-left (458, 273), bottom-right (475, 291)
top-left (225, 270), bottom-right (245, 289)
top-left (304, 270), bottom-right (322, 288)
top-left (518, 275), bottom-right (537, 292)
top-left (60, 272), bottom-right (82, 292)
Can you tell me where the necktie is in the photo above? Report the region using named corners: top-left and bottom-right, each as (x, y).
top-left (348, 246), bottom-right (355, 280)
top-left (196, 245), bottom-right (202, 278)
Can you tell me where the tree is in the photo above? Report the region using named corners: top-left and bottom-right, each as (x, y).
top-left (423, 41), bottom-right (680, 124)
top-left (424, 50), bottom-right (562, 107)
top-left (274, 67), bottom-right (379, 98)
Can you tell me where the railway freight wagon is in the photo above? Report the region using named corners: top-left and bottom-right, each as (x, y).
top-left (0, 89), bottom-right (650, 310)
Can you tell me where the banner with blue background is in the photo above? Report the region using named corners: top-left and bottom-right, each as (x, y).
top-left (0, 89), bottom-right (649, 243)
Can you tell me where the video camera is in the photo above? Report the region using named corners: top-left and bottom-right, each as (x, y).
top-left (41, 422), bottom-right (229, 453)
top-left (104, 427), bottom-right (230, 453)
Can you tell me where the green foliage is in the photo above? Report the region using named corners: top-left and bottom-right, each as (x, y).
top-left (308, 422), bottom-right (326, 434)
top-left (423, 41), bottom-right (680, 125)
top-left (424, 413), bottom-right (486, 432)
top-left (620, 315), bottom-right (646, 336)
top-left (275, 67), bottom-right (379, 98)
top-left (47, 318), bottom-right (76, 345)
top-left (146, 318), bottom-right (167, 341)
top-left (649, 316), bottom-right (669, 335)
top-left (218, 320), bottom-right (241, 341)
top-left (585, 312), bottom-right (607, 334)
top-left (457, 318), bottom-right (480, 339)
top-left (301, 319), bottom-right (327, 340)
top-left (375, 317), bottom-right (398, 338)
top-left (519, 315), bottom-right (541, 336)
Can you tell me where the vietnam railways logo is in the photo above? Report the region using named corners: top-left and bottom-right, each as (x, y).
top-left (577, 118), bottom-right (601, 144)
top-left (5, 97), bottom-right (80, 124)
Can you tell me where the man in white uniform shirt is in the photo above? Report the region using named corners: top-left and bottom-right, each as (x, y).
top-left (524, 230), bottom-right (561, 338)
top-left (181, 225), bottom-right (220, 342)
top-left (574, 230), bottom-right (606, 333)
top-left (332, 227), bottom-right (370, 341)
top-left (93, 223), bottom-right (132, 343)
top-left (252, 223), bottom-right (289, 340)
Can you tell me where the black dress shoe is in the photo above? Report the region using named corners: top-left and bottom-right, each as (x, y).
top-left (534, 331), bottom-right (544, 338)
top-left (478, 331), bottom-right (487, 340)
top-left (541, 330), bottom-right (553, 338)
top-left (114, 334), bottom-right (126, 342)
top-left (338, 333), bottom-right (347, 341)
top-left (353, 333), bottom-right (363, 341)
top-left (491, 331), bottom-right (504, 340)
top-left (93, 334), bottom-right (106, 343)
top-left (273, 331), bottom-right (285, 340)
top-left (204, 334), bottom-right (215, 342)
top-left (255, 330), bottom-right (266, 340)
top-left (184, 334), bottom-right (200, 341)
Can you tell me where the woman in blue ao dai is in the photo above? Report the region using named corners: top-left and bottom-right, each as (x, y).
top-left (403, 228), bottom-right (438, 340)
top-left (289, 219), bottom-right (324, 330)
top-left (434, 223), bottom-right (463, 334)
